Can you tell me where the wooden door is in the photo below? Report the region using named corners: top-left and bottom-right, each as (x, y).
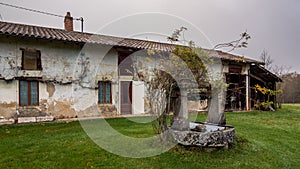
top-left (121, 81), bottom-right (132, 115)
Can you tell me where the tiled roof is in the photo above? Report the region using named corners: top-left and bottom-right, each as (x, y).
top-left (203, 49), bottom-right (263, 64)
top-left (0, 21), bottom-right (259, 63)
top-left (250, 65), bottom-right (282, 82)
top-left (0, 21), bottom-right (175, 52)
top-left (0, 21), bottom-right (89, 43)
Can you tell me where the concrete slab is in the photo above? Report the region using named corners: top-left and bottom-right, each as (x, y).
top-left (36, 116), bottom-right (54, 122)
top-left (0, 118), bottom-right (15, 125)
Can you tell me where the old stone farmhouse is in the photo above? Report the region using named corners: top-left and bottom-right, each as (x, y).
top-left (0, 13), bottom-right (281, 122)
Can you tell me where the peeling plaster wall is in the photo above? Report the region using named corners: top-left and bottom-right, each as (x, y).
top-left (0, 80), bottom-right (17, 103)
top-left (0, 37), bottom-right (82, 82)
top-left (0, 37), bottom-right (120, 118)
top-left (0, 80), bottom-right (17, 118)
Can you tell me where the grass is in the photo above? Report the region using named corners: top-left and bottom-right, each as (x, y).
top-left (0, 104), bottom-right (299, 169)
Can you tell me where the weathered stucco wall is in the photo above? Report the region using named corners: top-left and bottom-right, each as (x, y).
top-left (0, 80), bottom-right (17, 118)
top-left (132, 81), bottom-right (145, 115)
top-left (0, 37), bottom-right (122, 119)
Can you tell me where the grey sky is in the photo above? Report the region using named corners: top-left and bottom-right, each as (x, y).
top-left (1, 0), bottom-right (299, 72)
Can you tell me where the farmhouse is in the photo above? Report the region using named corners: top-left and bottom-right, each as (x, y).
top-left (0, 13), bottom-right (281, 122)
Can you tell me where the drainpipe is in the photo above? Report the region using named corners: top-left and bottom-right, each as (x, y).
top-left (246, 68), bottom-right (251, 111)
top-left (15, 41), bottom-right (19, 115)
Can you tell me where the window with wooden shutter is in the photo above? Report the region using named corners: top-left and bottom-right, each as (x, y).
top-left (21, 49), bottom-right (42, 70)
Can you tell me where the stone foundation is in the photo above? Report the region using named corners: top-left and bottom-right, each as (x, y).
top-left (0, 118), bottom-right (15, 125)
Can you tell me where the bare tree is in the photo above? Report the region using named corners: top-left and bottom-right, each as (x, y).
top-left (213, 31), bottom-right (251, 52)
top-left (260, 50), bottom-right (273, 71)
top-left (259, 49), bottom-right (291, 77)
top-left (132, 27), bottom-right (210, 136)
top-left (141, 28), bottom-right (258, 135)
top-left (272, 65), bottom-right (291, 77)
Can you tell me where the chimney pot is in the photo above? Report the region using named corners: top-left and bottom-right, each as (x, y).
top-left (64, 12), bottom-right (73, 31)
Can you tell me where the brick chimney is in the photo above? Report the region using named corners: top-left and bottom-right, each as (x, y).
top-left (64, 12), bottom-right (73, 31)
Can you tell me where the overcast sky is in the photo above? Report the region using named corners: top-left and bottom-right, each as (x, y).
top-left (1, 0), bottom-right (299, 72)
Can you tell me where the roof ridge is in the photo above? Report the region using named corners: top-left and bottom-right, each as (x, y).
top-left (0, 20), bottom-right (183, 47)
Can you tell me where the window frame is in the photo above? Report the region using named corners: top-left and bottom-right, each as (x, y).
top-left (21, 48), bottom-right (42, 70)
top-left (19, 80), bottom-right (39, 106)
top-left (118, 51), bottom-right (133, 76)
top-left (228, 64), bottom-right (242, 74)
top-left (98, 81), bottom-right (112, 104)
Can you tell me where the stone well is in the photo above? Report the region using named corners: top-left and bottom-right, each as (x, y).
top-left (170, 122), bottom-right (235, 148)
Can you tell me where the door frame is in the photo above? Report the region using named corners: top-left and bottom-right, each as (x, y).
top-left (119, 81), bottom-right (132, 115)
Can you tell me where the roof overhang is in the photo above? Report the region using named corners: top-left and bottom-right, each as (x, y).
top-left (250, 64), bottom-right (282, 82)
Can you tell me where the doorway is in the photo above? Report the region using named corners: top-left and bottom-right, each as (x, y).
top-left (120, 81), bottom-right (132, 115)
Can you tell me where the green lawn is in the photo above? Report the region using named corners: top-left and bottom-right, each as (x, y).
top-left (1, 104), bottom-right (299, 169)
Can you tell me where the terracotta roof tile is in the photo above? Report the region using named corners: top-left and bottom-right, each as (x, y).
top-left (202, 49), bottom-right (263, 64)
top-left (0, 21), bottom-right (261, 63)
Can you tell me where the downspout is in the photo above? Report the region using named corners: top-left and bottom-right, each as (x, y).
top-left (15, 40), bottom-right (19, 115)
top-left (246, 67), bottom-right (251, 111)
top-left (117, 50), bottom-right (120, 115)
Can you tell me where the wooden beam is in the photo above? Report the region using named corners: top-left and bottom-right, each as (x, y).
top-left (249, 74), bottom-right (267, 85)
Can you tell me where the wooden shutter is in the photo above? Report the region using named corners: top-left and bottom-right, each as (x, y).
top-left (19, 81), bottom-right (29, 106)
top-left (30, 81), bottom-right (38, 105)
top-left (105, 82), bottom-right (111, 103)
top-left (21, 49), bottom-right (42, 70)
top-left (98, 82), bottom-right (104, 103)
top-left (37, 50), bottom-right (42, 70)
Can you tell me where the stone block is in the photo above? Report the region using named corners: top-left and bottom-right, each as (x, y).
top-left (36, 116), bottom-right (54, 122)
top-left (0, 118), bottom-right (15, 125)
top-left (18, 117), bottom-right (36, 123)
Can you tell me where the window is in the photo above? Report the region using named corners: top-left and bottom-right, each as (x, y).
top-left (229, 65), bottom-right (242, 74)
top-left (19, 80), bottom-right (39, 106)
top-left (98, 81), bottom-right (112, 104)
top-left (118, 52), bottom-right (133, 76)
top-left (21, 48), bottom-right (42, 70)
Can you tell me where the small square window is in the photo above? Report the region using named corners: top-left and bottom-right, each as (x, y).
top-left (21, 49), bottom-right (42, 70)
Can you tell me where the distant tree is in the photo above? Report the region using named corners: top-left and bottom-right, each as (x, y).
top-left (272, 65), bottom-right (291, 77)
top-left (260, 49), bottom-right (273, 71)
top-left (259, 49), bottom-right (291, 77)
top-left (280, 73), bottom-right (300, 103)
